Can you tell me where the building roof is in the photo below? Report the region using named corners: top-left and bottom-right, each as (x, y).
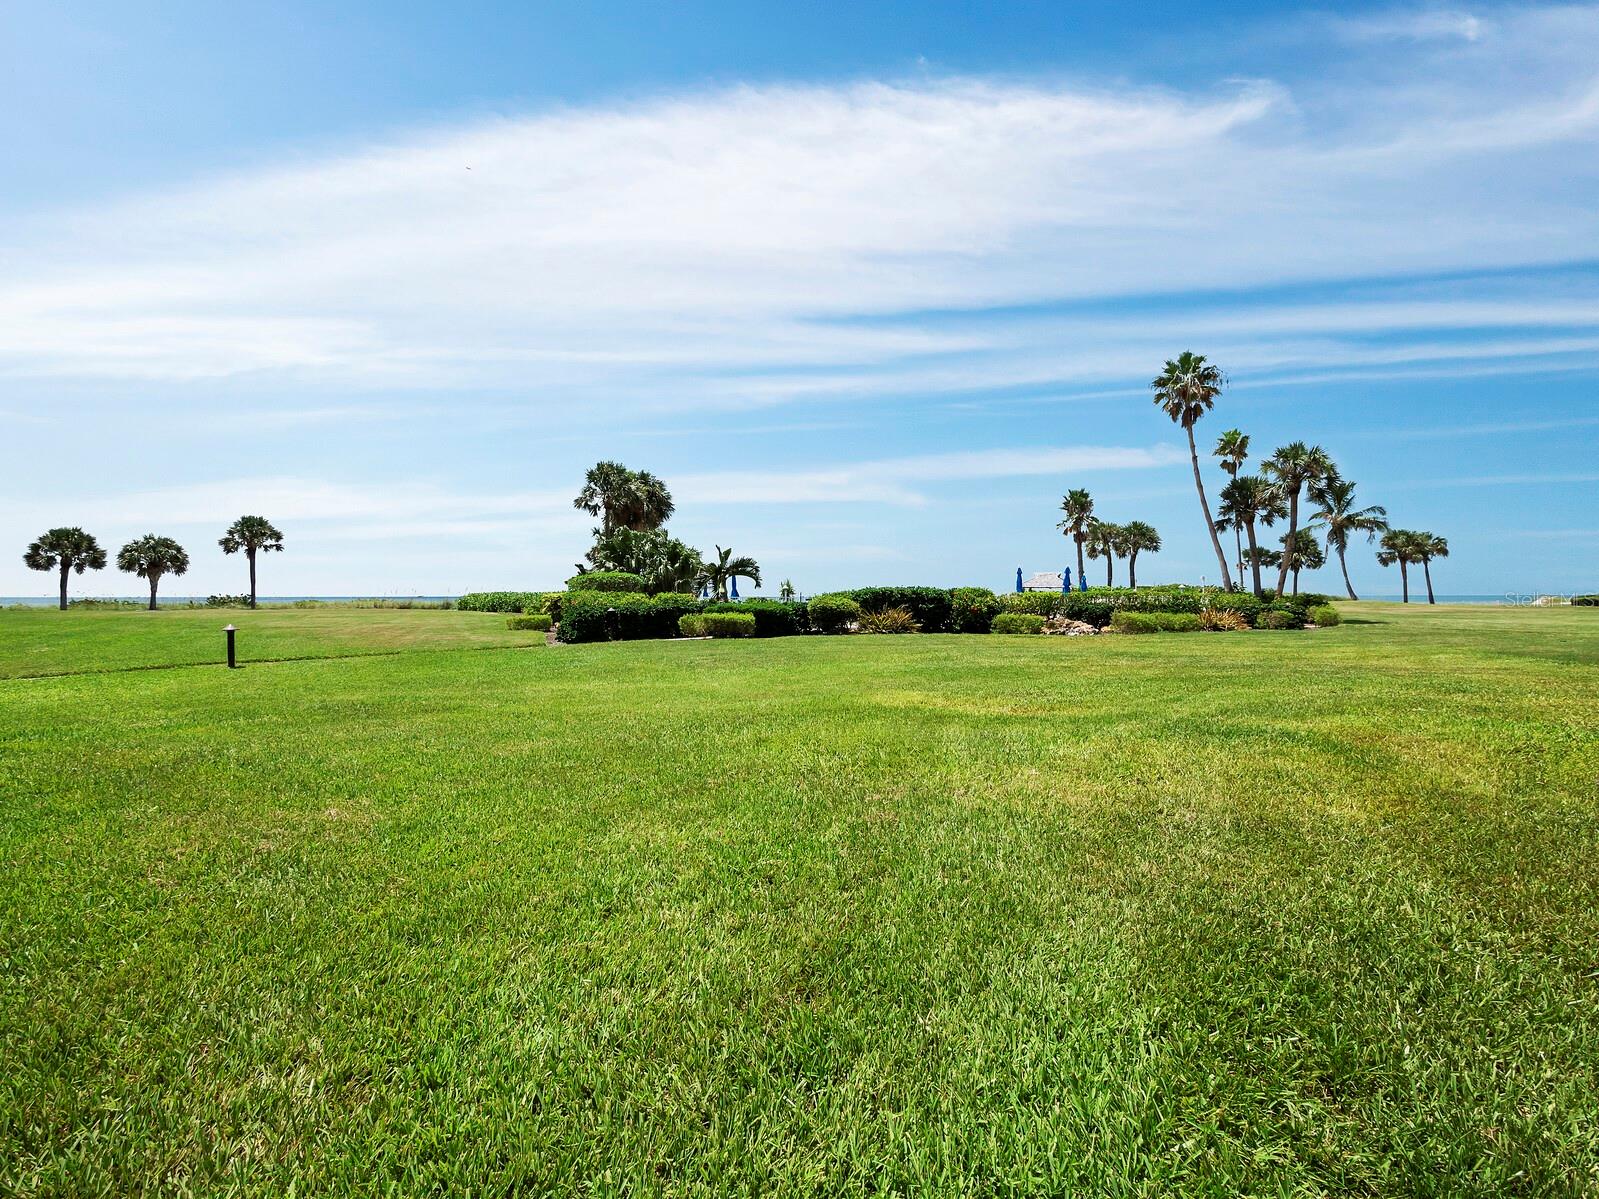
top-left (1022, 572), bottom-right (1066, 592)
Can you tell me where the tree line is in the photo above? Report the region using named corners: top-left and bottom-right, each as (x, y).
top-left (1058, 352), bottom-right (1448, 603)
top-left (22, 517), bottom-right (285, 610)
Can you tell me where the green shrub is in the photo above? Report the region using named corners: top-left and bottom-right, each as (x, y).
top-left (702, 612), bottom-right (756, 638)
top-left (1000, 592), bottom-right (1064, 617)
top-left (204, 593), bottom-right (253, 608)
top-left (565, 570), bottom-right (647, 593)
top-left (1111, 611), bottom-right (1202, 634)
top-left (808, 593), bottom-right (861, 634)
top-left (1308, 604), bottom-right (1341, 627)
top-left (456, 591), bottom-right (548, 614)
top-left (506, 613), bottom-right (552, 632)
top-left (703, 598), bottom-right (808, 636)
top-left (557, 591), bottom-right (652, 642)
top-left (949, 587), bottom-right (1001, 633)
top-left (646, 591), bottom-right (703, 637)
top-left (991, 613), bottom-right (1045, 635)
top-left (678, 614), bottom-right (708, 637)
top-left (847, 586), bottom-right (952, 632)
top-left (1257, 604), bottom-right (1308, 630)
top-left (858, 606), bottom-right (920, 633)
top-left (1573, 595), bottom-right (1598, 606)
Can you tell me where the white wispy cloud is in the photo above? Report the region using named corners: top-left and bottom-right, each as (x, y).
top-left (2, 4), bottom-right (1598, 407)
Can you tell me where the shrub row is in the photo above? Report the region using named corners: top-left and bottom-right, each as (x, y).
top-left (1574, 595), bottom-right (1598, 606)
top-left (703, 598), bottom-right (808, 637)
top-left (564, 570), bottom-right (647, 593)
top-left (1111, 611), bottom-right (1203, 634)
top-left (505, 613), bottom-right (552, 632)
top-left (846, 587), bottom-right (953, 632)
top-left (457, 591), bottom-right (553, 614)
top-left (991, 613), bottom-right (1045, 635)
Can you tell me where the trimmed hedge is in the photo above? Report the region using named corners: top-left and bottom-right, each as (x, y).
top-left (991, 613), bottom-right (1045, 635)
top-left (1111, 611), bottom-right (1203, 634)
top-left (557, 591), bottom-right (706, 642)
top-left (847, 586), bottom-right (953, 632)
top-left (456, 591), bottom-right (547, 614)
top-left (1573, 595), bottom-right (1598, 606)
top-left (678, 614), bottom-right (708, 638)
top-left (808, 593), bottom-right (861, 634)
top-left (1308, 604), bottom-right (1341, 627)
top-left (506, 613), bottom-right (552, 632)
top-left (565, 570), bottom-right (647, 593)
top-left (702, 612), bottom-right (756, 638)
top-left (950, 587), bottom-right (1002, 633)
top-left (703, 599), bottom-right (808, 637)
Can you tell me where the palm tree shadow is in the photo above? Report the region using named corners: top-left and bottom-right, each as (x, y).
top-left (1339, 617), bottom-right (1388, 625)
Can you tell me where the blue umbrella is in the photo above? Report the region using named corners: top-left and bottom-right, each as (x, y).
top-left (1079, 571), bottom-right (1089, 592)
top-left (1062, 567), bottom-right (1071, 595)
top-left (730, 575), bottom-right (740, 600)
top-left (1015, 567), bottom-right (1024, 593)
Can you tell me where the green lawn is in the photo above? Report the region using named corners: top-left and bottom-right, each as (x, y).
top-left (2, 603), bottom-right (1596, 1195)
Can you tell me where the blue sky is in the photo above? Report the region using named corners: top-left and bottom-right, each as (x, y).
top-left (3, 1), bottom-right (1596, 598)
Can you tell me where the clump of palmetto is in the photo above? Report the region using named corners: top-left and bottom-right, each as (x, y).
top-left (857, 606), bottom-right (920, 634)
top-left (1199, 607), bottom-right (1251, 632)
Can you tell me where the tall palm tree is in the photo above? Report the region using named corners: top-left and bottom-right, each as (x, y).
top-left (1085, 520), bottom-right (1120, 587)
top-left (1216, 475), bottom-right (1286, 598)
top-left (1262, 442), bottom-right (1334, 599)
top-left (704, 545), bottom-right (761, 601)
top-left (117, 535), bottom-right (190, 610)
top-left (23, 527), bottom-right (106, 610)
top-left (1151, 352), bottom-right (1235, 590)
top-left (1279, 528), bottom-right (1326, 596)
top-left (1377, 529), bottom-right (1423, 603)
top-left (573, 461), bottom-right (675, 535)
top-left (1309, 475), bottom-right (1388, 600)
top-left (1213, 429), bottom-right (1250, 584)
top-left (1056, 488), bottom-right (1094, 587)
top-left (218, 515), bottom-right (284, 609)
top-left (1120, 521), bottom-right (1161, 589)
top-left (1415, 532), bottom-right (1448, 604)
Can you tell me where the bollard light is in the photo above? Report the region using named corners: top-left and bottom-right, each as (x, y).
top-left (224, 623), bottom-right (237, 669)
top-left (605, 607), bottom-right (618, 641)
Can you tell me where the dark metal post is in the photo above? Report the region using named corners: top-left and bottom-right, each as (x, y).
top-left (606, 607), bottom-right (618, 641)
top-left (224, 624), bottom-right (237, 668)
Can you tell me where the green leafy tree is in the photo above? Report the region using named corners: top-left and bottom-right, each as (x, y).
top-left (585, 526), bottom-right (704, 593)
top-left (1055, 488), bottom-right (1094, 587)
top-left (1262, 442), bottom-right (1334, 599)
top-left (573, 461), bottom-right (675, 535)
top-left (117, 535), bottom-right (190, 610)
top-left (1309, 475), bottom-right (1388, 600)
top-left (1085, 519), bottom-right (1120, 587)
top-left (1213, 429), bottom-right (1250, 583)
top-left (24, 527), bottom-right (106, 610)
top-left (1120, 520), bottom-right (1162, 589)
top-left (1377, 529), bottom-right (1424, 603)
top-left (1217, 475), bottom-right (1286, 598)
top-left (1415, 532), bottom-right (1449, 605)
top-left (778, 579), bottom-right (797, 602)
top-left (703, 545), bottom-right (761, 601)
top-left (1279, 528), bottom-right (1327, 596)
top-left (1152, 352), bottom-right (1235, 590)
top-left (218, 516), bottom-right (284, 609)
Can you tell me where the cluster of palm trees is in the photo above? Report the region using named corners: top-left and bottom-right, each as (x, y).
top-left (572, 462), bottom-right (759, 600)
top-left (22, 516), bottom-right (283, 610)
top-left (1149, 352), bottom-right (1448, 602)
top-left (1056, 490), bottom-right (1162, 588)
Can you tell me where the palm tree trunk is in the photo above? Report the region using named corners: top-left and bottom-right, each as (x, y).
top-left (1274, 491), bottom-right (1298, 598)
top-left (1292, 567), bottom-right (1300, 596)
top-left (1422, 559), bottom-right (1436, 604)
top-left (1234, 526), bottom-right (1244, 592)
top-left (1400, 561), bottom-right (1410, 603)
top-left (1187, 425), bottom-right (1234, 590)
top-left (1338, 546), bottom-right (1357, 600)
top-left (248, 550), bottom-right (258, 609)
top-left (1245, 520), bottom-right (1263, 597)
top-left (58, 564), bottom-right (69, 610)
top-left (1075, 535), bottom-right (1086, 587)
top-left (149, 576), bottom-right (159, 611)
top-left (1105, 554), bottom-right (1113, 587)
top-left (1129, 551), bottom-right (1138, 589)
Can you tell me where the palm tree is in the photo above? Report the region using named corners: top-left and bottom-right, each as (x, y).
top-left (1262, 442), bottom-right (1334, 599)
top-left (218, 516), bottom-right (284, 609)
top-left (1415, 532), bottom-right (1448, 604)
top-left (1152, 352), bottom-right (1235, 590)
top-left (1120, 521), bottom-right (1162, 589)
top-left (1216, 475), bottom-right (1286, 597)
top-left (1279, 528), bottom-right (1327, 596)
top-left (1085, 520), bottom-right (1120, 587)
top-left (704, 545), bottom-right (761, 601)
top-left (23, 527), bottom-right (106, 610)
top-left (1213, 429), bottom-right (1250, 583)
top-left (1056, 488), bottom-right (1094, 588)
top-left (117, 535), bottom-right (190, 610)
top-left (1309, 475), bottom-right (1388, 600)
top-left (779, 579), bottom-right (798, 602)
top-left (1377, 529), bottom-right (1423, 603)
top-left (573, 462), bottom-right (675, 535)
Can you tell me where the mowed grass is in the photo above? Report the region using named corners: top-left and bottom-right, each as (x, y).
top-left (2, 603), bottom-right (1596, 1196)
top-left (0, 605), bottom-right (543, 678)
